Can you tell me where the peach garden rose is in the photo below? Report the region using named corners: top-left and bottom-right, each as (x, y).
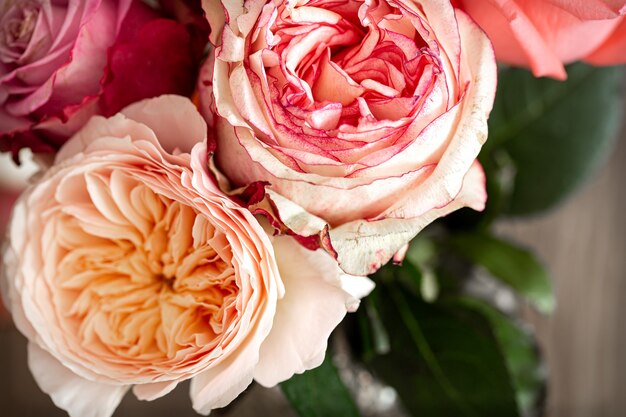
top-left (199, 0), bottom-right (497, 276)
top-left (0, 95), bottom-right (373, 417)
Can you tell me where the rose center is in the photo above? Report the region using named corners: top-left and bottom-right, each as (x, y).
top-left (258, 0), bottom-right (440, 125)
top-left (51, 177), bottom-right (239, 367)
top-left (0, 0), bottom-right (40, 63)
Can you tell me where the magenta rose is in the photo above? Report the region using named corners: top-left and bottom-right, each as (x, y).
top-left (0, 0), bottom-right (196, 158)
top-left (199, 0), bottom-right (497, 275)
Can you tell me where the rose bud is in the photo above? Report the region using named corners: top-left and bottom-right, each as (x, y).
top-left (199, 0), bottom-right (497, 275)
top-left (453, 0), bottom-right (626, 79)
top-left (0, 0), bottom-right (197, 159)
top-left (1, 95), bottom-right (373, 417)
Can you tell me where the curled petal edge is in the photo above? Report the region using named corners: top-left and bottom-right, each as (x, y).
top-left (214, 160), bottom-right (486, 276)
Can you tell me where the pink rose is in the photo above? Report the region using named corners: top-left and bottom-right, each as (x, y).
top-left (199, 0), bottom-right (497, 275)
top-left (453, 0), bottom-right (626, 79)
top-left (0, 0), bottom-right (196, 158)
top-left (1, 95), bottom-right (372, 417)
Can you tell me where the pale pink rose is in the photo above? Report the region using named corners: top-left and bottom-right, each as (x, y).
top-left (199, 0), bottom-right (497, 275)
top-left (1, 95), bottom-right (373, 417)
top-left (453, 0), bottom-right (626, 80)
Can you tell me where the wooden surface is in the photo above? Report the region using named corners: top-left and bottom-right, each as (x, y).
top-left (498, 107), bottom-right (626, 417)
top-left (1, 115), bottom-right (626, 417)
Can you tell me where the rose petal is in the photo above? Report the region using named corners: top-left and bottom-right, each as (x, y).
top-left (329, 161), bottom-right (486, 275)
top-left (28, 343), bottom-right (129, 417)
top-left (133, 381), bottom-right (179, 401)
top-left (457, 0), bottom-right (568, 79)
top-left (190, 350), bottom-right (256, 414)
top-left (586, 16), bottom-right (626, 64)
top-left (102, 19), bottom-right (195, 116)
top-left (253, 236), bottom-right (372, 386)
top-left (313, 52), bottom-right (365, 105)
top-left (547, 0), bottom-right (626, 19)
top-left (121, 95), bottom-right (207, 155)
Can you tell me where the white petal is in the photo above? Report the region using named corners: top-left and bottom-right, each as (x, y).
top-left (0, 149), bottom-right (39, 190)
top-left (253, 236), bottom-right (361, 387)
top-left (28, 343), bottom-right (128, 417)
top-left (339, 275), bottom-right (375, 312)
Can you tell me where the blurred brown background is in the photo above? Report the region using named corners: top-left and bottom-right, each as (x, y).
top-left (1, 110), bottom-right (626, 417)
top-left (499, 106), bottom-right (626, 417)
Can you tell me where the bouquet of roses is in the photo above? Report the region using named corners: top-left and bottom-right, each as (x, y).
top-left (0, 0), bottom-right (624, 416)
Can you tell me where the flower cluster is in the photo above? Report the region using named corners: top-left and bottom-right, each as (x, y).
top-left (0, 0), bottom-right (623, 416)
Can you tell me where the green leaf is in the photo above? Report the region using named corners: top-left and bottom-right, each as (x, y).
top-left (281, 352), bottom-right (361, 417)
top-left (458, 298), bottom-right (545, 416)
top-left (486, 63), bottom-right (625, 215)
top-left (366, 276), bottom-right (520, 417)
top-left (448, 233), bottom-right (554, 314)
